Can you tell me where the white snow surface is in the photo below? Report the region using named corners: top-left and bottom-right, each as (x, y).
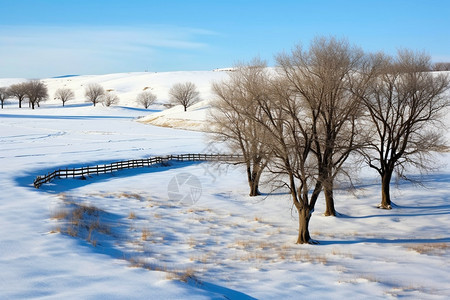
top-left (0, 71), bottom-right (450, 299)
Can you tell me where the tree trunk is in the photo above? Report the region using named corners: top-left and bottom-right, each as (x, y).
top-left (323, 173), bottom-right (336, 216)
top-left (249, 163), bottom-right (262, 196)
top-left (249, 180), bottom-right (260, 196)
top-left (380, 171), bottom-right (392, 209)
top-left (19, 99), bottom-right (22, 108)
top-left (324, 184), bottom-right (336, 216)
top-left (296, 207), bottom-right (311, 244)
top-left (308, 180), bottom-right (322, 212)
top-left (247, 168), bottom-right (261, 196)
top-left (184, 105), bottom-right (187, 112)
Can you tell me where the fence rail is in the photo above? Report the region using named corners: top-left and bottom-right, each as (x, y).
top-left (33, 153), bottom-right (243, 188)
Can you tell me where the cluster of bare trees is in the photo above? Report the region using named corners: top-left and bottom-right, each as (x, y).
top-left (210, 37), bottom-right (450, 244)
top-left (83, 81), bottom-right (199, 110)
top-left (433, 62), bottom-right (450, 71)
top-left (1, 80), bottom-right (49, 109)
top-left (1, 81), bottom-right (77, 109)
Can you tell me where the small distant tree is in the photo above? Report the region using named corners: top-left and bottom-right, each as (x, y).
top-left (136, 91), bottom-right (157, 109)
top-left (169, 82), bottom-right (200, 111)
top-left (102, 92), bottom-right (119, 107)
top-left (24, 80), bottom-right (48, 109)
top-left (54, 88), bottom-right (75, 107)
top-left (84, 83), bottom-right (105, 106)
top-left (0, 87), bottom-right (9, 109)
top-left (8, 82), bottom-right (28, 108)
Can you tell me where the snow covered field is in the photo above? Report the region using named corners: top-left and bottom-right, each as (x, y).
top-left (1, 72), bottom-right (449, 299)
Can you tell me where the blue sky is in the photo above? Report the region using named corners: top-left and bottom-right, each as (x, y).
top-left (1, 0), bottom-right (449, 78)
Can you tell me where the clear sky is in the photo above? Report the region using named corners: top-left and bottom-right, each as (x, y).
top-left (1, 0), bottom-right (449, 78)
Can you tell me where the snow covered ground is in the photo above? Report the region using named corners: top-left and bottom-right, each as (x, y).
top-left (0, 72), bottom-right (449, 299)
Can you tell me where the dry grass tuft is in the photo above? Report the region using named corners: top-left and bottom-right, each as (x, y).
top-left (166, 268), bottom-right (197, 283)
top-left (141, 228), bottom-right (151, 241)
top-left (66, 225), bottom-right (78, 237)
top-left (128, 211), bottom-right (137, 219)
top-left (119, 192), bottom-right (142, 201)
top-left (240, 252), bottom-right (270, 262)
top-left (127, 257), bottom-right (145, 268)
top-left (331, 248), bottom-right (354, 258)
top-left (406, 243), bottom-right (449, 255)
top-left (50, 208), bottom-right (69, 220)
top-left (254, 216), bottom-right (263, 222)
top-left (187, 236), bottom-right (197, 248)
top-left (233, 239), bottom-right (253, 250)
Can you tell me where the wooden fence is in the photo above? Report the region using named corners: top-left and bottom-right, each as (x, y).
top-left (33, 153), bottom-right (243, 188)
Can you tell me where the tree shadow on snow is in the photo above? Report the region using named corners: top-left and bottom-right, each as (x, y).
top-left (318, 236), bottom-right (450, 245)
top-left (187, 280), bottom-right (257, 300)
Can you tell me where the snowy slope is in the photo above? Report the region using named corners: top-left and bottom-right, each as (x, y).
top-left (0, 71), bottom-right (449, 299)
top-left (0, 70), bottom-right (230, 108)
top-left (138, 99), bottom-right (212, 131)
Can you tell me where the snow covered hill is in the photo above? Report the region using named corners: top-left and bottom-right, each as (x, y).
top-left (0, 71), bottom-right (449, 299)
top-left (0, 70), bottom-right (229, 108)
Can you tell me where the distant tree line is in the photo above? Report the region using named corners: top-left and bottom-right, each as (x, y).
top-left (209, 36), bottom-right (450, 244)
top-left (433, 62), bottom-right (450, 71)
top-left (0, 80), bottom-right (204, 110)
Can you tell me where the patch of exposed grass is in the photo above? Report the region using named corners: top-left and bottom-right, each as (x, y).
top-left (406, 243), bottom-right (449, 255)
top-left (50, 202), bottom-right (111, 248)
top-left (166, 268), bottom-right (197, 283)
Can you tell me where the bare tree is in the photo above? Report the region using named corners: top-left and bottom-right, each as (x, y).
top-left (54, 88), bottom-right (75, 107)
top-left (245, 73), bottom-right (321, 243)
top-left (357, 50), bottom-right (450, 209)
top-left (24, 80), bottom-right (48, 109)
top-left (0, 87), bottom-right (9, 109)
top-left (169, 82), bottom-right (200, 111)
top-left (433, 62), bottom-right (450, 71)
top-left (210, 59), bottom-right (271, 196)
top-left (136, 91), bottom-right (157, 109)
top-left (276, 37), bottom-right (366, 216)
top-left (101, 92), bottom-right (119, 107)
top-left (8, 82), bottom-right (28, 108)
top-left (84, 83), bottom-right (105, 106)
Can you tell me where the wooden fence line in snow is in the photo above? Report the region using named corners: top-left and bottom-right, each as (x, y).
top-left (33, 153), bottom-right (242, 188)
